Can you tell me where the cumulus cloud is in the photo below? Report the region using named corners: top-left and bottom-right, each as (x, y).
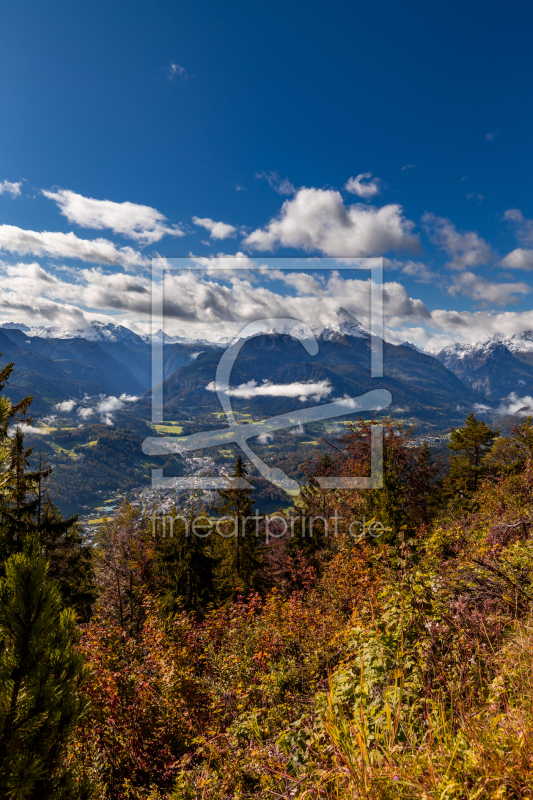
top-left (0, 180), bottom-right (22, 197)
top-left (0, 225), bottom-right (148, 269)
top-left (503, 208), bottom-right (533, 245)
top-left (496, 393), bottom-right (533, 416)
top-left (244, 188), bottom-right (419, 257)
top-left (257, 432), bottom-right (273, 444)
top-left (51, 393), bottom-right (138, 425)
top-left (0, 258), bottom-right (434, 343)
top-left (448, 271), bottom-right (530, 306)
top-left (344, 172), bottom-right (381, 199)
top-left (501, 248), bottom-right (533, 271)
top-left (422, 213), bottom-right (493, 270)
top-left (53, 399), bottom-right (77, 413)
top-left (84, 393), bottom-right (139, 425)
top-left (206, 379), bottom-right (332, 402)
top-left (97, 392), bottom-right (137, 417)
top-left (255, 171), bottom-right (296, 196)
top-left (0, 262), bottom-right (152, 323)
top-left (43, 189), bottom-right (184, 245)
top-left (192, 217), bottom-right (237, 240)
top-left (399, 260), bottom-right (438, 283)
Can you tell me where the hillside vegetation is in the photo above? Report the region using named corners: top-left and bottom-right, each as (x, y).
top-left (1, 356), bottom-right (533, 799)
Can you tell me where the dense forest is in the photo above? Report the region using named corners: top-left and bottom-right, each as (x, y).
top-left (3, 357), bottom-right (533, 799)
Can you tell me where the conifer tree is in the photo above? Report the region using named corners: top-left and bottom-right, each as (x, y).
top-left (213, 456), bottom-right (262, 596)
top-left (444, 412), bottom-right (498, 497)
top-left (0, 359), bottom-right (94, 616)
top-left (155, 507), bottom-right (217, 614)
top-left (0, 546), bottom-right (90, 799)
top-left (288, 454), bottom-right (334, 565)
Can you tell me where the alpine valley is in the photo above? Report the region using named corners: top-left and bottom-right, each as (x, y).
top-left (1, 311), bottom-right (531, 519)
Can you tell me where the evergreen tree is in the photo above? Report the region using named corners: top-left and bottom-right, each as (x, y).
top-left (0, 360), bottom-right (94, 617)
top-left (213, 456), bottom-right (262, 596)
top-left (0, 545), bottom-right (90, 799)
top-left (39, 496), bottom-right (95, 621)
top-left (0, 428), bottom-right (47, 554)
top-left (154, 508), bottom-right (217, 614)
top-left (288, 454), bottom-right (335, 565)
top-left (444, 412), bottom-right (499, 498)
top-left (484, 416), bottom-right (533, 476)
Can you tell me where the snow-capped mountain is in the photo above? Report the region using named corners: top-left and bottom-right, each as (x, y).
top-left (399, 341), bottom-right (432, 355)
top-left (505, 330), bottom-right (533, 355)
top-left (320, 308), bottom-right (372, 341)
top-left (148, 328), bottom-right (229, 347)
top-left (436, 335), bottom-right (533, 400)
top-left (0, 322), bottom-right (31, 331)
top-left (0, 319), bottom-right (145, 345)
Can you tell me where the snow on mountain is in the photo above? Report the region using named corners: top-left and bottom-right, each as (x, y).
top-left (438, 331), bottom-right (533, 365)
top-left (399, 341), bottom-right (433, 356)
top-left (0, 320), bottom-right (146, 345)
top-left (320, 308), bottom-right (372, 341)
top-left (0, 322), bottom-right (31, 331)
top-left (505, 330), bottom-right (533, 354)
top-left (148, 328), bottom-right (228, 347)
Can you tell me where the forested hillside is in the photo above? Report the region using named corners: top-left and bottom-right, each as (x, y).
top-left (3, 358), bottom-right (533, 798)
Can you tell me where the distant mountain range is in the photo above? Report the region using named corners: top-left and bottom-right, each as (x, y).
top-left (140, 310), bottom-right (482, 424)
top-left (2, 314), bottom-right (533, 420)
top-left (0, 322), bottom-right (218, 412)
top-left (435, 332), bottom-right (533, 400)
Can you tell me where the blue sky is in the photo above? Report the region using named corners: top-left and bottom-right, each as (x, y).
top-left (1, 0), bottom-right (533, 349)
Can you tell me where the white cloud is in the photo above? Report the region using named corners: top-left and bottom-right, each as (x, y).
top-left (503, 208), bottom-right (533, 245)
top-left (53, 399), bottom-right (77, 413)
top-left (501, 248), bottom-right (533, 271)
top-left (289, 423), bottom-right (305, 436)
top-left (257, 432), bottom-right (273, 444)
top-left (422, 213), bottom-right (493, 270)
top-left (244, 188), bottom-right (419, 256)
top-left (0, 225), bottom-right (148, 269)
top-left (496, 393), bottom-right (533, 416)
top-left (0, 180), bottom-right (22, 198)
top-left (97, 396), bottom-right (125, 414)
top-left (0, 262), bottom-right (152, 319)
top-left (8, 424), bottom-right (49, 436)
top-left (43, 189), bottom-right (184, 245)
top-left (448, 270), bottom-right (530, 306)
top-left (77, 393), bottom-right (139, 426)
top-left (344, 172), bottom-right (381, 199)
top-left (206, 379), bottom-right (332, 402)
top-left (399, 260), bottom-right (438, 283)
top-left (473, 403), bottom-right (493, 413)
top-left (168, 62), bottom-right (186, 79)
top-left (192, 217), bottom-right (237, 240)
top-left (255, 171), bottom-right (296, 195)
top-left (401, 164), bottom-right (415, 172)
top-left (0, 259), bottom-right (433, 342)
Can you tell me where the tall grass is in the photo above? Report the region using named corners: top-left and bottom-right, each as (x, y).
top-left (292, 621), bottom-right (533, 799)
